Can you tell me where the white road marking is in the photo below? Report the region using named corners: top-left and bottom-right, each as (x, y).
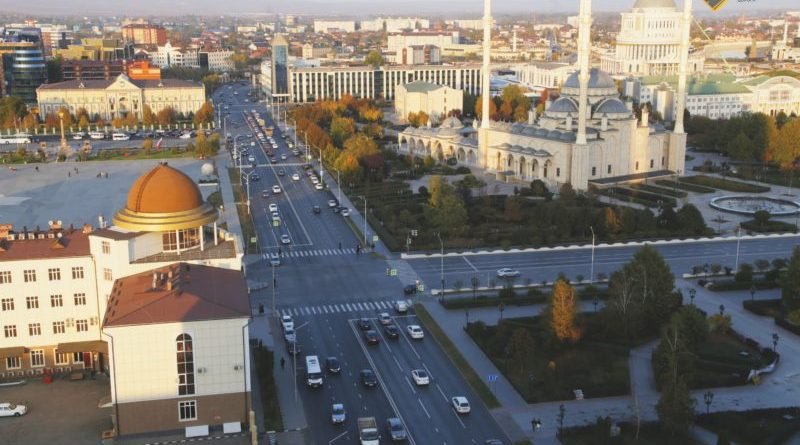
top-left (418, 398), bottom-right (431, 419)
top-left (462, 256), bottom-right (479, 272)
top-left (436, 383), bottom-right (448, 403)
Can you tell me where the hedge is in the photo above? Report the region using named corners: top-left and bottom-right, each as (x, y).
top-left (742, 299), bottom-right (784, 318)
top-left (774, 316), bottom-right (800, 336)
top-left (741, 220), bottom-right (797, 234)
top-left (681, 175), bottom-right (771, 193)
top-left (631, 183), bottom-right (688, 198)
top-left (655, 179), bottom-right (715, 194)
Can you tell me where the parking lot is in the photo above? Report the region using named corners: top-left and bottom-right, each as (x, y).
top-left (0, 376), bottom-right (112, 445)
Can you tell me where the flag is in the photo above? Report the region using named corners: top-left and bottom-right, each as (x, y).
top-left (156, 137), bottom-right (163, 149)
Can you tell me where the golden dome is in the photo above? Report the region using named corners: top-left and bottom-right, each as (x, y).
top-left (113, 163), bottom-right (218, 231)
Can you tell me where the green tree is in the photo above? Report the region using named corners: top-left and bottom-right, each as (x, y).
top-left (365, 50), bottom-right (384, 68)
top-left (426, 175), bottom-right (467, 235)
top-left (201, 73), bottom-right (222, 95)
top-left (0, 96), bottom-right (28, 128)
top-left (550, 278), bottom-right (581, 343)
top-left (670, 306), bottom-right (709, 351)
top-left (676, 204), bottom-right (706, 235)
top-left (726, 131), bottom-right (753, 160)
top-left (46, 56), bottom-right (63, 82)
top-left (507, 328), bottom-right (535, 374)
top-left (330, 117), bottom-right (356, 147)
top-left (657, 377), bottom-right (695, 435)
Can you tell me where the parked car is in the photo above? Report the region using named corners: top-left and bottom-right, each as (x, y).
top-left (283, 327), bottom-right (296, 343)
top-left (0, 403), bottom-right (26, 417)
top-left (280, 315), bottom-right (294, 331)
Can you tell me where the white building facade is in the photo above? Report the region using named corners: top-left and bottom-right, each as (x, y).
top-left (514, 62), bottom-right (577, 92)
top-left (395, 81), bottom-right (463, 123)
top-left (313, 20), bottom-right (356, 34)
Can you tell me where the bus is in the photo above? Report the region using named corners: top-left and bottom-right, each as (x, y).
top-left (0, 134), bottom-right (31, 144)
top-left (305, 355), bottom-right (323, 387)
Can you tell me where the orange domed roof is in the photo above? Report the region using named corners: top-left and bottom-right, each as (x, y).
top-left (113, 163), bottom-right (218, 232)
top-left (126, 164), bottom-right (204, 213)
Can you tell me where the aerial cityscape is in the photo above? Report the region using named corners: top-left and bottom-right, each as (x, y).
top-left (1, 0), bottom-right (800, 444)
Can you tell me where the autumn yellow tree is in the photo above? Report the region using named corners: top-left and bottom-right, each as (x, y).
top-left (193, 101), bottom-right (214, 125)
top-left (474, 95), bottom-right (497, 121)
top-left (550, 278), bottom-right (581, 343)
top-left (142, 105), bottom-right (157, 126)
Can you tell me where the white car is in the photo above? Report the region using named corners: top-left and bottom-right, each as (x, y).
top-left (179, 132), bottom-right (192, 139)
top-left (272, 185), bottom-right (282, 194)
top-left (0, 403), bottom-right (27, 417)
top-left (451, 396), bottom-right (471, 414)
top-left (281, 234), bottom-right (291, 245)
top-left (281, 315), bottom-right (294, 331)
top-left (340, 208), bottom-right (350, 217)
top-left (411, 369), bottom-right (430, 386)
top-left (378, 312), bottom-right (392, 325)
top-left (310, 176), bottom-right (319, 184)
top-left (269, 203), bottom-right (278, 212)
top-left (292, 173), bottom-right (300, 181)
top-left (407, 325), bottom-right (424, 339)
top-left (72, 132), bottom-right (85, 140)
top-left (284, 328), bottom-right (296, 343)
top-left (280, 154), bottom-right (287, 160)
top-left (271, 211), bottom-right (281, 222)
top-left (328, 200), bottom-right (338, 208)
top-left (331, 403), bottom-right (346, 424)
top-left (496, 268), bottom-right (521, 278)
top-left (315, 183), bottom-right (324, 190)
top-left (248, 155), bottom-right (256, 163)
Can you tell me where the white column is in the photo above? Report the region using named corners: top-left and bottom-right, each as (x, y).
top-left (200, 225), bottom-right (205, 251)
top-left (673, 0), bottom-right (692, 134)
top-left (214, 221), bottom-right (218, 246)
top-left (576, 0), bottom-right (591, 145)
top-left (480, 0), bottom-right (492, 129)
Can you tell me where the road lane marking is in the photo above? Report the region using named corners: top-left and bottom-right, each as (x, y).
top-left (418, 398), bottom-right (431, 419)
top-left (436, 383), bottom-right (448, 403)
top-left (462, 256), bottom-right (479, 272)
top-left (451, 409), bottom-right (466, 429)
top-left (405, 376), bottom-right (417, 394)
top-left (392, 355), bottom-right (402, 372)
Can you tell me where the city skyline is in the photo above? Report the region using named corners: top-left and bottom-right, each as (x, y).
top-left (1, 0), bottom-right (798, 17)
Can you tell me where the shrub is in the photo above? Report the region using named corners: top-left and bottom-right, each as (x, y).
top-left (734, 263), bottom-right (753, 283)
top-left (498, 286), bottom-right (517, 299)
top-left (455, 166), bottom-right (471, 174)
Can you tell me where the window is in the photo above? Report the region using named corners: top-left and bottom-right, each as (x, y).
top-left (23, 269), bottom-right (36, 282)
top-left (556, 168), bottom-right (560, 177)
top-left (73, 293), bottom-right (86, 306)
top-left (650, 159), bottom-right (654, 169)
top-left (28, 323), bottom-right (41, 336)
top-left (53, 321), bottom-right (65, 334)
top-left (50, 294), bottom-right (63, 307)
top-left (177, 334), bottom-right (196, 396)
top-left (103, 268), bottom-right (113, 282)
top-left (1, 298), bottom-right (13, 311)
top-left (26, 296), bottom-right (38, 309)
top-left (178, 400), bottom-right (197, 421)
top-left (72, 352), bottom-right (82, 363)
top-left (4, 325), bottom-right (17, 338)
top-left (591, 166), bottom-right (596, 176)
top-left (48, 268), bottom-right (61, 281)
top-left (76, 320), bottom-right (88, 332)
top-left (0, 271), bottom-right (10, 284)
top-left (72, 267), bottom-right (84, 279)
top-left (101, 241), bottom-right (111, 254)
top-left (6, 356), bottom-right (21, 370)
top-left (635, 161), bottom-right (640, 171)
top-left (30, 349), bottom-right (44, 367)
top-left (661, 156), bottom-right (665, 167)
top-left (162, 228), bottom-right (200, 251)
top-left (608, 164), bottom-right (612, 174)
top-left (54, 351), bottom-right (70, 365)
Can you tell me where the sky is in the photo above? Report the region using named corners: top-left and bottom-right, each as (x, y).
top-left (1, 0), bottom-right (797, 17)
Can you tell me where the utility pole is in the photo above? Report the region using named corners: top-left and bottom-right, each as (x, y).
top-left (589, 225), bottom-right (596, 283)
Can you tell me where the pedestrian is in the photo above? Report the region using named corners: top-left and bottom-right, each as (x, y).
top-left (34, 166), bottom-right (39, 172)
top-left (280, 357), bottom-right (285, 370)
top-left (338, 241), bottom-right (342, 250)
top-left (68, 171), bottom-right (71, 177)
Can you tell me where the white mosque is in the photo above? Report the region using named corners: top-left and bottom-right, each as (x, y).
top-left (398, 0), bottom-right (691, 191)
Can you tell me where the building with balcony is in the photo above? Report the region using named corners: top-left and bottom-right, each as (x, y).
top-left (122, 23), bottom-right (168, 46)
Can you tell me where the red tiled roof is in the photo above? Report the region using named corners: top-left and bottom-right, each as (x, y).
top-left (0, 230), bottom-right (91, 262)
top-left (103, 263), bottom-right (250, 327)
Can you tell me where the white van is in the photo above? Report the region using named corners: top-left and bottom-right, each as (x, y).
top-left (305, 355), bottom-right (323, 387)
top-left (112, 132), bottom-right (130, 141)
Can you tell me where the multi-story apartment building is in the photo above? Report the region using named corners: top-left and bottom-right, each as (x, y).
top-left (61, 59), bottom-right (125, 81)
top-left (122, 23), bottom-right (168, 46)
top-left (0, 27), bottom-right (47, 105)
top-left (53, 38), bottom-right (135, 61)
top-left (360, 17), bottom-right (430, 33)
top-left (313, 20), bottom-right (356, 34)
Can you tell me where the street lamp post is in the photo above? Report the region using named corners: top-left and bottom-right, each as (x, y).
top-left (436, 232), bottom-right (444, 300)
top-left (241, 169), bottom-right (256, 215)
top-left (689, 288), bottom-right (696, 306)
top-left (750, 285), bottom-right (756, 301)
top-left (465, 308), bottom-right (470, 328)
top-left (589, 226), bottom-right (596, 284)
top-left (332, 168), bottom-right (342, 204)
top-left (293, 321), bottom-right (309, 403)
top-left (703, 391), bottom-right (714, 414)
top-left (499, 302), bottom-right (505, 322)
top-left (357, 195), bottom-right (368, 247)
top-left (271, 264), bottom-right (276, 318)
top-left (719, 304), bottom-right (725, 316)
top-left (772, 332), bottom-right (779, 353)
top-left (734, 225), bottom-right (742, 272)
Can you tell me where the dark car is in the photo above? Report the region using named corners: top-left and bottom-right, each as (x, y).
top-left (250, 174), bottom-right (260, 182)
top-left (364, 330), bottom-right (380, 345)
top-left (357, 318), bottom-right (372, 330)
top-left (403, 284), bottom-right (417, 295)
top-left (360, 369), bottom-right (377, 387)
top-left (286, 341), bottom-right (302, 356)
top-left (312, 205), bottom-right (321, 214)
top-left (326, 357), bottom-right (341, 374)
top-left (384, 324), bottom-right (400, 339)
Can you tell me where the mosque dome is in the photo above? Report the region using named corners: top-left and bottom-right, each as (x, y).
top-left (113, 163), bottom-right (218, 231)
top-left (439, 116), bottom-right (464, 129)
top-left (563, 68), bottom-right (616, 90)
top-left (595, 98), bottom-right (630, 115)
top-left (547, 97), bottom-right (578, 113)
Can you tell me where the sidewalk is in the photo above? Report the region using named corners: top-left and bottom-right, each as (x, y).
top-left (215, 152), bottom-right (244, 254)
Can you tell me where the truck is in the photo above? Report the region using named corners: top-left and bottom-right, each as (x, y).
top-left (357, 417), bottom-right (379, 445)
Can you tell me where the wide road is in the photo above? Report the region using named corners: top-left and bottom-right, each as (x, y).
top-left (407, 236), bottom-right (800, 292)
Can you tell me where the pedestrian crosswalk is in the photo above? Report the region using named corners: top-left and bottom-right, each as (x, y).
top-left (275, 247), bottom-right (357, 258)
top-left (278, 300), bottom-right (405, 317)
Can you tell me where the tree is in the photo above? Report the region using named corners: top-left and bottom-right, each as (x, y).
top-left (201, 73), bottom-right (222, 96)
top-left (426, 175), bottom-right (468, 235)
top-left (142, 105), bottom-right (157, 126)
top-left (657, 377), bottom-right (695, 435)
top-left (364, 50), bottom-right (384, 68)
top-left (474, 95), bottom-right (497, 121)
top-left (550, 278), bottom-right (581, 343)
top-left (46, 56), bottom-right (63, 83)
top-left (781, 246), bottom-right (800, 311)
top-left (753, 210), bottom-right (771, 228)
top-left (157, 107), bottom-right (176, 125)
top-left (230, 53), bottom-right (249, 71)
top-left (676, 204), bottom-right (706, 235)
top-left (142, 138), bottom-right (154, 153)
top-left (726, 131), bottom-right (753, 160)
top-left (193, 101), bottom-right (214, 125)
top-left (407, 111), bottom-right (429, 127)
top-left (330, 117), bottom-right (356, 147)
top-left (708, 313), bottom-right (732, 334)
top-left (558, 183), bottom-right (576, 201)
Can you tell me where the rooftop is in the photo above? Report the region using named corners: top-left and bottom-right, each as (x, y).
top-left (402, 80), bottom-right (445, 93)
top-left (0, 226), bottom-right (91, 262)
top-left (103, 262), bottom-right (250, 328)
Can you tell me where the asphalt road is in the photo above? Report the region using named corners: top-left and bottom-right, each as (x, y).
top-left (215, 85), bottom-right (511, 443)
top-left (407, 236), bottom-right (800, 292)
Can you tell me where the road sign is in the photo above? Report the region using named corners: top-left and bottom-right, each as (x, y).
top-left (418, 284), bottom-right (425, 291)
top-left (250, 237), bottom-right (257, 244)
top-left (390, 269), bottom-right (397, 276)
top-left (372, 235), bottom-right (379, 242)
top-left (488, 374), bottom-right (498, 382)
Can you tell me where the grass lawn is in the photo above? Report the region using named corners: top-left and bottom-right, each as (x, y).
top-left (227, 167), bottom-right (259, 254)
top-left (688, 331), bottom-right (773, 389)
top-left (468, 315), bottom-right (631, 403)
top-left (697, 408), bottom-right (800, 445)
top-left (87, 147), bottom-right (198, 161)
top-left (562, 422), bottom-right (701, 445)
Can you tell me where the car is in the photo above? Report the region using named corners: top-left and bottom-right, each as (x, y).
top-left (328, 199), bottom-right (338, 208)
top-left (269, 203), bottom-right (278, 212)
top-left (280, 154), bottom-right (287, 160)
top-left (315, 183), bottom-right (324, 190)
top-left (357, 318), bottom-right (372, 330)
top-left (248, 155), bottom-right (256, 163)
top-left (485, 440), bottom-right (505, 445)
top-left (411, 369), bottom-right (430, 386)
top-left (272, 185), bottom-right (282, 193)
top-left (407, 325), bottom-right (424, 339)
top-left (360, 369), bottom-right (377, 387)
top-left (292, 173), bottom-right (300, 181)
top-left (269, 252), bottom-right (281, 266)
top-left (497, 268), bottom-right (521, 278)
top-left (261, 191), bottom-right (269, 199)
top-left (270, 157), bottom-right (278, 164)
top-left (384, 324), bottom-right (400, 339)
top-left (286, 340), bottom-right (301, 355)
top-left (325, 357), bottom-right (341, 374)
top-left (452, 396), bottom-right (471, 414)
top-left (280, 234), bottom-right (291, 245)
top-left (312, 205), bottom-right (321, 214)
top-left (331, 403), bottom-right (346, 424)
top-left (283, 327), bottom-right (296, 343)
top-left (395, 301), bottom-right (408, 313)
top-left (250, 174), bottom-right (260, 182)
top-left (364, 330), bottom-right (380, 345)
top-left (386, 417), bottom-right (407, 441)
top-left (310, 176), bottom-right (319, 184)
top-left (403, 284), bottom-right (417, 295)
top-left (341, 208), bottom-right (351, 217)
top-left (271, 211), bottom-right (281, 222)
top-left (179, 132), bottom-right (192, 139)
top-left (0, 403), bottom-right (26, 417)
top-left (72, 132), bottom-right (85, 140)
top-left (280, 315), bottom-right (294, 331)
top-left (278, 169), bottom-right (286, 176)
top-left (305, 169), bottom-right (314, 176)
top-left (378, 312), bottom-right (392, 325)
